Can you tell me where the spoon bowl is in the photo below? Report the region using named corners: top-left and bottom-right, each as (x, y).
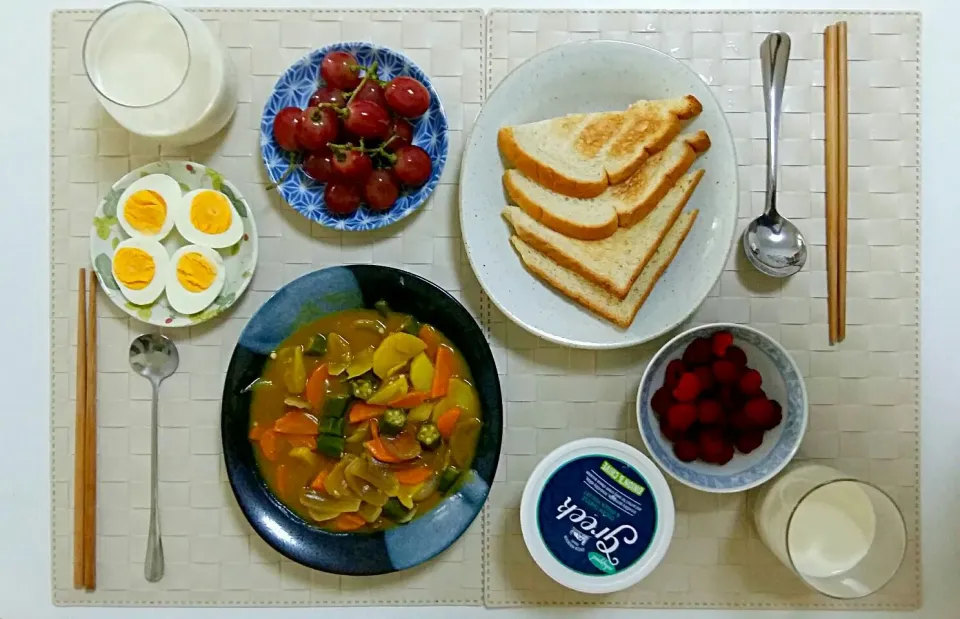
top-left (743, 214), bottom-right (807, 277)
top-left (129, 334), bottom-right (179, 382)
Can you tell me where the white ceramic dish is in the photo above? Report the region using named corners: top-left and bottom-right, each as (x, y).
top-left (459, 40), bottom-right (738, 349)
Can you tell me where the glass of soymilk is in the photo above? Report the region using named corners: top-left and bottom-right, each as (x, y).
top-left (752, 463), bottom-right (907, 598)
top-left (82, 0), bottom-right (238, 145)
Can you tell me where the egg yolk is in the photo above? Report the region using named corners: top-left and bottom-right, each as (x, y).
top-left (114, 247), bottom-right (155, 290)
top-left (177, 252), bottom-right (217, 293)
top-left (190, 191), bottom-right (232, 235)
top-left (124, 190), bottom-right (167, 234)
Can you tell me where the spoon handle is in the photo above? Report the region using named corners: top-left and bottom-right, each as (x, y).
top-left (760, 32), bottom-right (790, 218)
top-left (144, 381), bottom-right (164, 582)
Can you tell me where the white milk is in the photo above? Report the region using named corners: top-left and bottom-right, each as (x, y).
top-left (86, 3), bottom-right (237, 145)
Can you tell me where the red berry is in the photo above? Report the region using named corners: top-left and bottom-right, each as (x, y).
top-left (302, 149), bottom-right (338, 182)
top-left (666, 403), bottom-right (697, 432)
top-left (363, 169), bottom-right (400, 211)
top-left (384, 76), bottom-right (431, 118)
top-left (352, 79), bottom-right (388, 109)
top-left (343, 100), bottom-right (391, 140)
top-left (673, 439), bottom-right (699, 462)
top-left (683, 337), bottom-right (713, 366)
top-left (744, 397), bottom-right (775, 427)
top-left (297, 106), bottom-right (339, 151)
top-left (697, 399), bottom-right (724, 425)
top-left (730, 409), bottom-right (753, 431)
top-left (711, 330), bottom-right (734, 358)
top-left (392, 145), bottom-right (432, 186)
top-left (651, 387), bottom-right (675, 416)
top-left (694, 365), bottom-right (715, 393)
top-left (659, 416), bottom-right (684, 442)
top-left (739, 369), bottom-right (763, 395)
top-left (736, 430), bottom-right (765, 454)
top-left (698, 428), bottom-right (734, 464)
top-left (272, 106), bottom-right (302, 151)
top-left (664, 359), bottom-right (686, 389)
top-left (712, 359), bottom-right (740, 385)
top-left (718, 384), bottom-right (743, 413)
top-left (320, 50), bottom-right (362, 90)
top-left (725, 345), bottom-right (748, 367)
top-left (331, 149), bottom-right (373, 183)
top-left (672, 372), bottom-right (701, 402)
top-left (765, 401), bottom-right (784, 430)
top-left (386, 118), bottom-right (413, 152)
top-left (323, 182), bottom-right (362, 215)
top-left (308, 86), bottom-right (346, 108)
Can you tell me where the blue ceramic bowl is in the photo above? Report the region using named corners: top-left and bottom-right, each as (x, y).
top-left (259, 43), bottom-right (448, 231)
top-left (221, 266), bottom-right (501, 575)
top-left (637, 323), bottom-right (808, 493)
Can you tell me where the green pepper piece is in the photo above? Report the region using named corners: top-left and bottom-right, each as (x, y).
top-left (380, 408), bottom-right (407, 436)
top-left (323, 394), bottom-right (351, 418)
top-left (382, 497), bottom-right (411, 521)
top-left (306, 334), bottom-right (328, 356)
top-left (438, 466), bottom-right (461, 493)
top-left (315, 434), bottom-right (345, 459)
top-left (416, 423), bottom-right (441, 450)
top-left (374, 299), bottom-right (392, 318)
top-left (399, 315), bottom-right (421, 335)
top-left (317, 416), bottom-right (345, 437)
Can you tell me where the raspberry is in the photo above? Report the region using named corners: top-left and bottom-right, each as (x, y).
top-left (744, 397), bottom-right (774, 427)
top-left (672, 372), bottom-right (702, 402)
top-left (711, 330), bottom-right (734, 358)
top-left (739, 369), bottom-right (763, 395)
top-left (682, 337), bottom-right (713, 366)
top-left (693, 365), bottom-right (715, 393)
top-left (666, 402), bottom-right (697, 432)
top-left (765, 401), bottom-right (784, 430)
top-left (659, 415), bottom-right (684, 442)
top-left (730, 409), bottom-right (753, 431)
top-left (664, 359), bottom-right (686, 389)
top-left (712, 359), bottom-right (740, 385)
top-left (697, 399), bottom-right (724, 425)
top-left (673, 439), bottom-right (699, 462)
top-left (718, 384), bottom-right (744, 413)
top-left (725, 345), bottom-right (748, 367)
top-left (735, 430), bottom-right (765, 454)
top-left (698, 428), bottom-right (734, 464)
top-left (651, 387), bottom-right (675, 416)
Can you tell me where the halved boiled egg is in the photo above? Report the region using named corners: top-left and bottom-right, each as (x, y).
top-left (166, 245), bottom-right (226, 315)
top-left (111, 238), bottom-right (169, 305)
top-left (176, 189), bottom-right (244, 249)
top-left (116, 174), bottom-right (180, 241)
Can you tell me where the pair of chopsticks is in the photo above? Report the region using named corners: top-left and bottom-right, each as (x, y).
top-left (824, 22), bottom-right (849, 345)
top-left (73, 269), bottom-right (98, 590)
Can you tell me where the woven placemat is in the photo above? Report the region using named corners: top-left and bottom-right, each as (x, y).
top-left (482, 10), bottom-right (921, 610)
top-left (50, 8), bottom-right (486, 605)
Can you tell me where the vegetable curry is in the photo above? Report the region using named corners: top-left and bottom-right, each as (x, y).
top-left (248, 301), bottom-right (482, 532)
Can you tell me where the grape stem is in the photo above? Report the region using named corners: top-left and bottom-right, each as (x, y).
top-left (346, 61), bottom-right (379, 106)
top-left (265, 152), bottom-right (300, 191)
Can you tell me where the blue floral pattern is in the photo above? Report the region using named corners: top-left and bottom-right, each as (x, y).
top-left (259, 43), bottom-right (448, 231)
top-left (637, 324), bottom-right (808, 493)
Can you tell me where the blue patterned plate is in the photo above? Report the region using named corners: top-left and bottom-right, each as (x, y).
top-left (259, 43), bottom-right (448, 231)
top-left (221, 265), bottom-right (502, 574)
top-left (637, 323), bottom-right (808, 493)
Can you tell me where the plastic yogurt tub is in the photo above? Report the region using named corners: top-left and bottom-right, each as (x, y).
top-left (520, 438), bottom-right (675, 594)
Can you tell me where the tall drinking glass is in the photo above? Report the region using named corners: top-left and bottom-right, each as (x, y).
top-left (752, 463), bottom-right (907, 599)
top-left (82, 0), bottom-right (238, 145)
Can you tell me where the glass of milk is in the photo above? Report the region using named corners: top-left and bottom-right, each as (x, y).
top-left (752, 463), bottom-right (906, 598)
top-left (82, 0), bottom-right (238, 145)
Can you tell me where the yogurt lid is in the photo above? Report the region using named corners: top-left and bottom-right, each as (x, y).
top-left (520, 438), bottom-right (675, 594)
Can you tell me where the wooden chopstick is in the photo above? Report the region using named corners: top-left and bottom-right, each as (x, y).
top-left (72, 269), bottom-right (87, 589)
top-left (837, 22), bottom-right (849, 341)
top-left (824, 25), bottom-right (840, 345)
top-left (83, 270), bottom-right (98, 590)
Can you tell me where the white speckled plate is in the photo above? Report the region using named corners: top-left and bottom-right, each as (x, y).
top-left (459, 41), bottom-right (738, 349)
top-left (89, 160), bottom-right (259, 327)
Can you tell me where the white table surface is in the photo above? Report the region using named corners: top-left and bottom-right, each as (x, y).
top-left (1, 0), bottom-right (957, 617)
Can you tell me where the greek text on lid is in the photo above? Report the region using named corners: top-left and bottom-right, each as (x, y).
top-left (556, 497), bottom-right (639, 568)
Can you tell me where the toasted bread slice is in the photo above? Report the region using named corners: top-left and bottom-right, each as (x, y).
top-left (498, 96), bottom-right (702, 199)
top-left (503, 170), bottom-right (704, 299)
top-left (503, 131), bottom-right (709, 239)
top-left (509, 210), bottom-right (699, 328)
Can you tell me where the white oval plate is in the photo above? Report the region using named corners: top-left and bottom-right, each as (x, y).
top-left (459, 41), bottom-right (738, 349)
top-left (89, 160), bottom-right (259, 327)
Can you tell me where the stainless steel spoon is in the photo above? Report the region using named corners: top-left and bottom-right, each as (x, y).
top-left (742, 31), bottom-right (807, 277)
top-left (129, 334), bottom-right (179, 583)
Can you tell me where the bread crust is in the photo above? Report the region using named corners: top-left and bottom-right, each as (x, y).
top-left (498, 127), bottom-right (607, 199)
top-left (502, 171), bottom-right (618, 241)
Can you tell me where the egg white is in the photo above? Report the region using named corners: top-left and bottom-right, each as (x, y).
top-left (116, 174), bottom-right (181, 241)
top-left (166, 245), bottom-right (226, 315)
top-left (176, 189), bottom-right (244, 249)
top-left (111, 238), bottom-right (169, 306)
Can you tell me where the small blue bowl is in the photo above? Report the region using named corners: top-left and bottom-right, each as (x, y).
top-left (637, 323), bottom-right (808, 493)
top-left (221, 265), bottom-right (501, 575)
top-left (259, 42), bottom-right (448, 231)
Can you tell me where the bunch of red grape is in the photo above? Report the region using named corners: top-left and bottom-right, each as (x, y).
top-left (271, 50), bottom-right (435, 216)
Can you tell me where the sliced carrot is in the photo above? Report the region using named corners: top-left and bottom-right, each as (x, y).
top-left (274, 411), bottom-right (319, 435)
top-left (276, 463), bottom-right (289, 495)
top-left (431, 345), bottom-right (454, 398)
top-left (363, 439), bottom-right (404, 463)
top-left (248, 424), bottom-right (265, 441)
top-left (388, 391), bottom-right (430, 408)
top-left (260, 429), bottom-right (279, 461)
top-left (332, 512), bottom-right (367, 532)
top-left (436, 407), bottom-right (461, 439)
top-left (394, 464), bottom-right (434, 485)
top-left (418, 324), bottom-right (442, 360)
top-left (286, 434), bottom-right (317, 450)
top-left (310, 469), bottom-right (329, 491)
top-left (369, 418), bottom-right (380, 442)
top-left (348, 402), bottom-right (387, 424)
top-left (305, 363), bottom-right (329, 409)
